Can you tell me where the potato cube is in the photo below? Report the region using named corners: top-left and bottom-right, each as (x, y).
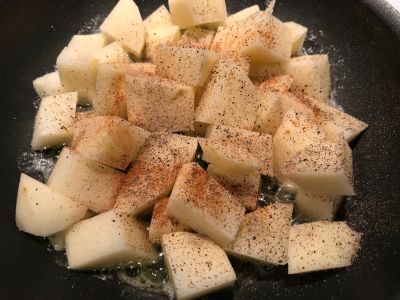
top-left (253, 91), bottom-right (283, 136)
top-left (168, 0), bottom-right (228, 29)
top-left (126, 74), bottom-right (195, 132)
top-left (145, 26), bottom-right (181, 61)
top-left (195, 59), bottom-right (260, 130)
top-left (280, 91), bottom-right (314, 116)
top-left (282, 138), bottom-right (355, 195)
top-left (31, 91), bottom-right (78, 150)
top-left (285, 21), bottom-right (308, 56)
top-left (65, 210), bottom-right (157, 269)
top-left (296, 190), bottom-right (343, 221)
top-left (114, 133), bottom-right (197, 216)
top-left (167, 163), bottom-right (245, 247)
top-left (288, 221), bottom-right (361, 274)
top-left (15, 174), bottom-right (87, 237)
top-left (178, 27), bottom-right (215, 49)
top-left (154, 45), bottom-right (217, 86)
top-left (256, 75), bottom-right (293, 93)
top-left (100, 0), bottom-right (145, 56)
top-left (125, 62), bottom-right (156, 75)
top-left (93, 41), bottom-right (131, 65)
top-left (223, 5), bottom-right (260, 27)
top-left (33, 71), bottom-right (66, 98)
top-left (47, 147), bottom-right (124, 213)
top-left (228, 203), bottom-right (293, 265)
top-left (71, 116), bottom-right (149, 170)
top-left (148, 198), bottom-right (189, 242)
top-left (161, 232), bottom-right (236, 300)
top-left (144, 5), bottom-right (173, 31)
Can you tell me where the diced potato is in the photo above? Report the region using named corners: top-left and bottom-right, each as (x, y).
top-left (195, 59), bottom-right (259, 130)
top-left (114, 133), bottom-right (197, 216)
top-left (223, 5), bottom-right (260, 27)
top-left (253, 91), bottom-right (283, 136)
top-left (126, 74), bottom-right (195, 132)
top-left (228, 203), bottom-right (293, 265)
top-left (205, 124), bottom-right (273, 176)
top-left (47, 147), bottom-right (124, 213)
top-left (71, 116), bottom-right (149, 170)
top-left (65, 210), bottom-right (157, 269)
top-left (93, 41), bottom-right (131, 65)
top-left (169, 0), bottom-right (228, 29)
top-left (273, 109), bottom-right (326, 180)
top-left (145, 26), bottom-right (181, 61)
top-left (15, 174), bottom-right (87, 237)
top-left (282, 138), bottom-right (355, 195)
top-left (296, 190), bottom-right (343, 221)
top-left (154, 45), bottom-right (217, 86)
top-left (256, 75), bottom-right (293, 93)
top-left (178, 27), bottom-right (215, 49)
top-left (161, 232), bottom-right (236, 300)
top-left (288, 221), bottom-right (361, 274)
top-left (125, 62), bottom-right (156, 75)
top-left (144, 5), bottom-right (174, 31)
top-left (167, 163), bottom-right (245, 247)
top-left (148, 198), bottom-right (189, 242)
top-left (280, 91), bottom-right (314, 116)
top-left (285, 21), bottom-right (308, 56)
top-left (100, 0), bottom-right (145, 56)
top-left (33, 71), bottom-right (66, 98)
top-left (57, 34), bottom-right (107, 102)
top-left (249, 62), bottom-right (282, 78)
top-left (31, 91), bottom-right (78, 150)
top-left (48, 230), bottom-right (66, 251)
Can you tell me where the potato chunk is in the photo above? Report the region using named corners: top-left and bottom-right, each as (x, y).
top-left (296, 190), bottom-right (343, 221)
top-left (161, 232), bottom-right (236, 300)
top-left (256, 75), bottom-right (293, 93)
top-left (144, 5), bottom-right (173, 31)
top-left (145, 26), bottom-right (181, 61)
top-left (126, 74), bottom-right (195, 132)
top-left (288, 221), bottom-right (361, 274)
top-left (154, 45), bottom-right (217, 86)
top-left (31, 91), bottom-right (78, 150)
top-left (167, 163), bottom-right (245, 247)
top-left (71, 116), bottom-right (149, 170)
top-left (178, 27), bottom-right (215, 49)
top-left (114, 133), bottom-right (197, 216)
top-left (253, 91), bottom-right (283, 136)
top-left (33, 71), bottom-right (66, 98)
top-left (93, 41), bottom-right (131, 65)
top-left (100, 0), bottom-right (145, 56)
top-left (65, 210), bottom-right (157, 269)
top-left (228, 203), bottom-right (293, 265)
top-left (223, 5), bottom-right (260, 27)
top-left (15, 174), bottom-right (87, 237)
top-left (168, 0), bottom-right (228, 29)
top-left (285, 21), bottom-right (308, 56)
top-left (47, 147), bottom-right (124, 213)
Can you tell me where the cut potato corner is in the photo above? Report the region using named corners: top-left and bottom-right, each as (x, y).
top-left (167, 163), bottom-right (245, 247)
top-left (47, 147), bottom-right (124, 213)
top-left (168, 0), bottom-right (228, 29)
top-left (145, 26), bottom-right (181, 61)
top-left (280, 91), bottom-right (314, 116)
top-left (282, 138), bottom-right (355, 195)
top-left (223, 5), bottom-right (260, 27)
top-left (253, 90), bottom-right (283, 136)
top-left (126, 74), bottom-right (195, 132)
top-left (65, 210), bottom-right (157, 269)
top-left (100, 0), bottom-right (145, 57)
top-left (285, 21), bottom-right (308, 56)
top-left (228, 203), bottom-right (293, 265)
top-left (31, 91), bottom-right (77, 150)
top-left (148, 198), bottom-right (189, 242)
top-left (71, 116), bottom-right (149, 170)
top-left (114, 133), bottom-right (197, 216)
top-left (296, 190), bottom-right (343, 221)
top-left (161, 232), bottom-right (236, 300)
top-left (178, 27), bottom-right (215, 49)
top-left (288, 221), bottom-right (361, 274)
top-left (93, 41), bottom-right (131, 65)
top-left (33, 71), bottom-right (66, 98)
top-left (15, 174), bottom-right (87, 237)
top-left (256, 75), bottom-right (293, 93)
top-left (144, 5), bottom-right (173, 31)
top-left (154, 45), bottom-right (218, 87)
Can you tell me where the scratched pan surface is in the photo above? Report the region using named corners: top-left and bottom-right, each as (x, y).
top-left (0, 0), bottom-right (400, 299)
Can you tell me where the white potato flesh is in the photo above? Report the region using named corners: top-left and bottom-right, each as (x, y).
top-left (168, 0), bottom-right (228, 29)
top-left (249, 62), bottom-right (282, 78)
top-left (145, 26), bottom-right (181, 61)
top-left (195, 59), bottom-right (260, 130)
top-left (288, 221), bottom-right (361, 274)
top-left (33, 71), bottom-right (66, 98)
top-left (125, 62), bottom-right (156, 76)
top-left (296, 190), bottom-right (343, 221)
top-left (282, 138), bottom-right (355, 195)
top-left (93, 41), bottom-right (131, 65)
top-left (144, 5), bottom-right (173, 31)
top-left (100, 0), bottom-right (145, 56)
top-left (47, 147), bottom-right (124, 213)
top-left (114, 133), bottom-right (197, 216)
top-left (280, 91), bottom-right (314, 116)
top-left (48, 230), bottom-right (66, 251)
top-left (285, 21), bottom-right (308, 56)
top-left (71, 116), bottom-right (149, 170)
top-left (255, 74), bottom-right (293, 93)
top-left (154, 45), bottom-right (217, 86)
top-left (178, 27), bottom-right (215, 49)
top-left (223, 5), bottom-right (260, 27)
top-left (253, 90), bottom-right (283, 136)
top-left (15, 174), bottom-right (87, 237)
top-left (161, 232), bottom-right (236, 300)
top-left (126, 74), bottom-right (195, 132)
top-left (167, 163), bottom-right (245, 247)
top-left (31, 91), bottom-right (78, 150)
top-left (65, 210), bottom-right (157, 269)
top-left (228, 203), bottom-right (293, 265)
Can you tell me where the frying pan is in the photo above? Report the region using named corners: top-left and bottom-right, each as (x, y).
top-left (0, 0), bottom-right (399, 299)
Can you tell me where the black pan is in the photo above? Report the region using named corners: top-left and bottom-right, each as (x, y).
top-left (1, 0), bottom-right (399, 299)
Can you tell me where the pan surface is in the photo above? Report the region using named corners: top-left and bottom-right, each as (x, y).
top-left (0, 0), bottom-right (399, 299)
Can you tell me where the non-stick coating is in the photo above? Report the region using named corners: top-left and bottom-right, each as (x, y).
top-left (0, 0), bottom-right (399, 299)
